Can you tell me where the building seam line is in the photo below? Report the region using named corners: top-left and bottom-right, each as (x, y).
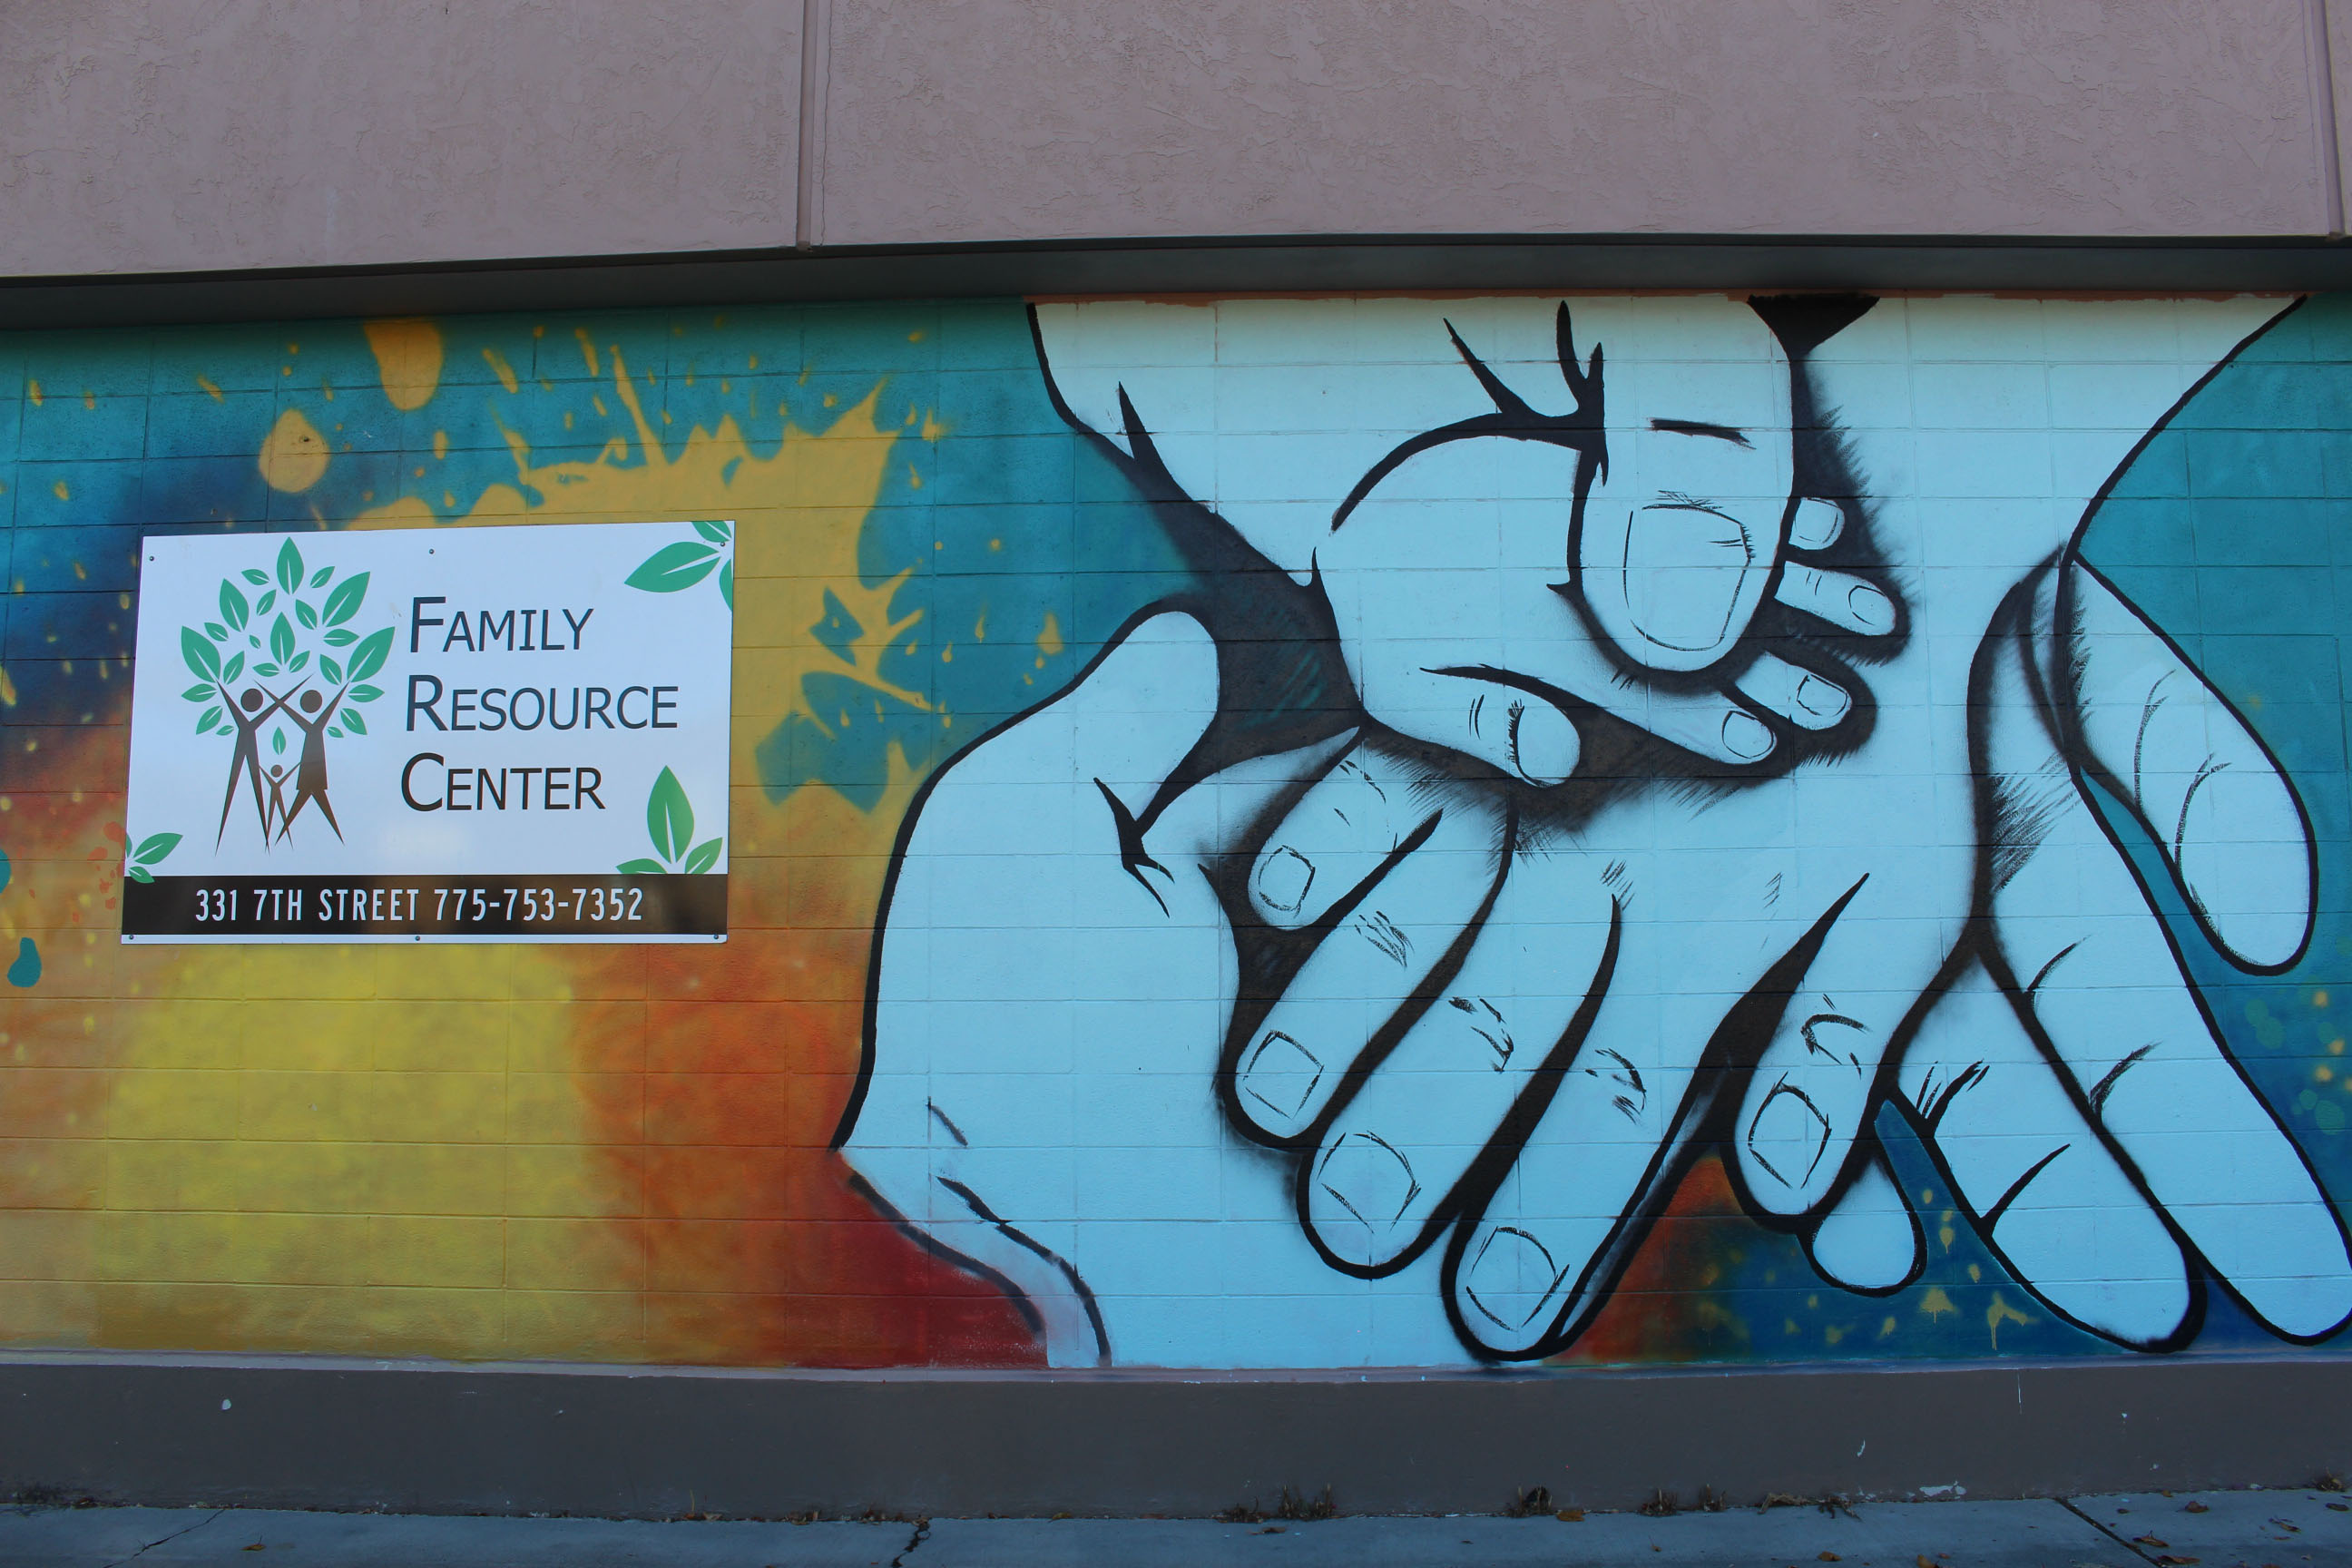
top-left (794, 0), bottom-right (833, 250)
top-left (2311, 0), bottom-right (2346, 237)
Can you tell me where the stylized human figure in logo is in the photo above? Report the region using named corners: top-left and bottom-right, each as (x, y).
top-left (216, 682), bottom-right (297, 848)
top-left (277, 686), bottom-right (346, 842)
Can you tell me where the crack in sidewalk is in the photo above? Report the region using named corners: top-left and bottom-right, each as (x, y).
top-left (888, 1516), bottom-right (932, 1564)
top-left (2056, 1495), bottom-right (2164, 1566)
top-left (99, 1507), bottom-right (227, 1568)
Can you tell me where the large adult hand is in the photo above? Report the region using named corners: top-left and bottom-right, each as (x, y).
top-left (1218, 297), bottom-right (2352, 1357)
top-left (838, 609), bottom-right (1465, 1367)
top-left (1034, 296), bottom-right (1894, 784)
top-left (1802, 559), bottom-right (2342, 1348)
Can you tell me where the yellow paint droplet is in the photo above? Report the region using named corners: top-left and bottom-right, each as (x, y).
top-left (196, 375), bottom-right (223, 401)
top-left (941, 644), bottom-right (954, 663)
top-left (593, 396), bottom-right (609, 418)
top-left (434, 430), bottom-right (450, 460)
top-left (2317, 989), bottom-right (2331, 1008)
top-left (749, 354), bottom-right (760, 370)
top-left (988, 538), bottom-right (1002, 552)
top-left (823, 392), bottom-right (838, 407)
top-left (908, 329), bottom-right (926, 342)
top-left (287, 342), bottom-right (300, 355)
top-left (1824, 1324), bottom-right (1845, 1346)
top-left (321, 380), bottom-right (334, 401)
top-left (481, 347), bottom-right (521, 395)
top-left (564, 410), bottom-right (574, 430)
top-left (363, 319), bottom-right (444, 410)
top-left (1985, 1292), bottom-right (2030, 1351)
top-left (81, 389), bottom-right (94, 410)
top-left (52, 480), bottom-right (69, 502)
top-left (921, 410), bottom-right (947, 441)
top-left (1878, 1315), bottom-right (1897, 1339)
top-left (1037, 611), bottom-right (1064, 660)
top-left (0, 667), bottom-right (15, 708)
top-left (2331, 1038), bottom-right (2344, 1055)
top-left (906, 465), bottom-right (921, 488)
top-left (443, 492), bottom-right (456, 508)
top-left (1966, 1262), bottom-right (1981, 1282)
top-left (2319, 1064), bottom-right (2335, 1083)
top-left (1918, 1286), bottom-right (1955, 1321)
top-left (974, 610), bottom-right (987, 642)
top-left (72, 561), bottom-right (85, 581)
top-left (258, 407), bottom-right (330, 493)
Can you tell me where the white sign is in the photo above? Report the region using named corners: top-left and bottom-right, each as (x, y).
top-left (121, 521), bottom-right (736, 942)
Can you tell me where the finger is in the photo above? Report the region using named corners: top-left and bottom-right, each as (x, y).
top-left (1143, 730), bottom-right (1358, 870)
top-left (1787, 497), bottom-right (1847, 553)
top-left (1734, 652), bottom-right (1852, 731)
top-left (1894, 956), bottom-right (2193, 1348)
top-left (1442, 951), bottom-right (1725, 1357)
top-left (1298, 839), bottom-right (1619, 1272)
top-left (2062, 559), bottom-right (2314, 971)
top-left (1354, 664), bottom-right (1583, 787)
top-left (1803, 1152), bottom-right (1922, 1295)
top-left (1246, 739), bottom-right (1459, 931)
top-left (1730, 876), bottom-right (1948, 1219)
top-left (1577, 498), bottom-right (1779, 672)
top-left (1773, 564), bottom-right (1898, 636)
top-left (1983, 595), bottom-right (2352, 1340)
top-left (1367, 637), bottom-right (1779, 770)
top-left (1228, 773), bottom-right (1510, 1142)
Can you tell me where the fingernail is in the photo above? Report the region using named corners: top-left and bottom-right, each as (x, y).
top-left (1253, 848), bottom-right (1315, 916)
top-left (1845, 583), bottom-right (1896, 635)
top-left (1238, 1031), bottom-right (1325, 1126)
top-left (1720, 710), bottom-right (1775, 761)
top-left (1789, 498), bottom-right (1845, 552)
top-left (1793, 674), bottom-right (1849, 723)
top-left (1462, 1225), bottom-right (1563, 1333)
top-left (1312, 1131), bottom-right (1424, 1264)
top-left (1745, 1079), bottom-right (1833, 1191)
top-left (1505, 700), bottom-right (1579, 787)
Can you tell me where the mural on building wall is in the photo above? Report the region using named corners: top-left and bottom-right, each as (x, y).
top-left (3, 292), bottom-right (2352, 1371)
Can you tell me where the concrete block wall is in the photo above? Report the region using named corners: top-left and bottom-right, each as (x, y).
top-left (3, 290), bottom-right (2352, 1376)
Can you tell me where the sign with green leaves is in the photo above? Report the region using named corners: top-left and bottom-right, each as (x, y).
top-left (122, 523), bottom-right (735, 944)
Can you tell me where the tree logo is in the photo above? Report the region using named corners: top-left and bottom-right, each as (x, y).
top-left (179, 538), bottom-right (395, 848)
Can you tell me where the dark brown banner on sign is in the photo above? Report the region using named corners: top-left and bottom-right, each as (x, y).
top-left (122, 874), bottom-right (727, 940)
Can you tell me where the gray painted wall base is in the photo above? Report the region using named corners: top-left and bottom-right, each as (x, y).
top-left (1, 1353), bottom-right (2345, 1518)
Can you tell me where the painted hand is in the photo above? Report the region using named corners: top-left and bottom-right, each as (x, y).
top-left (1226, 554), bottom-right (2349, 1357)
top-left (838, 609), bottom-right (1459, 1367)
top-left (1032, 296), bottom-right (1894, 785)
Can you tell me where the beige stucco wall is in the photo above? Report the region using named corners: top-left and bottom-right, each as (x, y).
top-left (3, 0), bottom-right (2346, 277)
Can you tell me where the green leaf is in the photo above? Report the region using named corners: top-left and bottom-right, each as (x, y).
top-left (273, 728), bottom-right (289, 755)
top-left (347, 626), bottom-right (394, 682)
top-left (327, 726), bottom-right (343, 740)
top-left (253, 589), bottom-right (276, 617)
top-left (309, 566), bottom-right (333, 589)
top-left (221, 652), bottom-right (245, 684)
top-left (323, 628), bottom-right (358, 647)
top-left (645, 766), bottom-right (693, 862)
top-left (181, 627), bottom-right (221, 681)
top-left (270, 613), bottom-right (296, 666)
top-left (720, 560), bottom-right (734, 611)
top-left (318, 654), bottom-right (344, 685)
top-left (295, 599), bottom-right (318, 630)
top-left (615, 858), bottom-right (667, 876)
top-left (276, 538), bottom-right (304, 594)
top-left (692, 520), bottom-right (732, 545)
top-left (289, 650), bottom-right (310, 671)
top-left (240, 569), bottom-right (270, 587)
top-left (320, 572), bottom-right (369, 627)
top-left (182, 682), bottom-right (216, 701)
top-left (253, 662), bottom-right (281, 678)
top-left (196, 704), bottom-right (222, 733)
top-left (348, 684), bottom-right (382, 703)
top-left (682, 837), bottom-right (723, 875)
top-left (205, 622), bottom-right (228, 642)
top-left (220, 579), bottom-right (250, 631)
top-left (247, 633), bottom-right (260, 648)
top-left (339, 707), bottom-right (367, 735)
top-left (125, 866), bottom-right (152, 884)
top-left (624, 542), bottom-right (720, 593)
top-left (132, 832), bottom-right (181, 866)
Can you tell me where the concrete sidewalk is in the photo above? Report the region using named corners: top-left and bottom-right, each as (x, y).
top-left (2, 1489), bottom-right (2346, 1566)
